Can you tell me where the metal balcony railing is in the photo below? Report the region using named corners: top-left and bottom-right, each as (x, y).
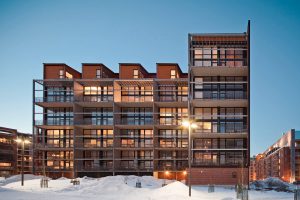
top-left (35, 96), bottom-right (74, 103)
top-left (34, 120), bottom-right (74, 126)
top-left (157, 96), bottom-right (188, 102)
top-left (116, 118), bottom-right (153, 125)
top-left (193, 91), bottom-right (247, 100)
top-left (76, 95), bottom-right (113, 102)
top-left (75, 118), bottom-right (113, 126)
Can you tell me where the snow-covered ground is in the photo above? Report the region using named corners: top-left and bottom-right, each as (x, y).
top-left (0, 174), bottom-right (294, 200)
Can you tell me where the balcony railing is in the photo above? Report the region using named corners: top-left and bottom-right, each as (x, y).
top-left (119, 144), bottom-right (153, 148)
top-left (157, 96), bottom-right (188, 102)
top-left (76, 95), bottom-right (113, 102)
top-left (193, 59), bottom-right (247, 67)
top-left (76, 118), bottom-right (113, 126)
top-left (35, 120), bottom-right (74, 126)
top-left (35, 96), bottom-right (74, 103)
top-left (116, 118), bottom-right (153, 125)
top-left (121, 96), bottom-right (153, 102)
top-left (193, 91), bottom-right (247, 100)
top-left (77, 166), bottom-right (113, 171)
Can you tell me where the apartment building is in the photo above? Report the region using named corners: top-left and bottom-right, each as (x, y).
top-left (0, 127), bottom-right (32, 177)
top-left (33, 63), bottom-right (189, 180)
top-left (187, 22), bottom-right (250, 185)
top-left (254, 129), bottom-right (300, 183)
top-left (33, 22), bottom-right (250, 185)
top-left (249, 156), bottom-right (256, 182)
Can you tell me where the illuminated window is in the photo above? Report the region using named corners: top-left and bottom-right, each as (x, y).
top-left (133, 69), bottom-right (139, 79)
top-left (59, 70), bottom-right (64, 79)
top-left (0, 162), bottom-right (11, 167)
top-left (47, 161), bottom-right (53, 167)
top-left (194, 49), bottom-right (202, 59)
top-left (65, 71), bottom-right (73, 79)
top-left (170, 70), bottom-right (177, 79)
top-left (0, 138), bottom-right (10, 144)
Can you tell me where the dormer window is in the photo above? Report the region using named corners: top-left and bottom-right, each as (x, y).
top-left (133, 69), bottom-right (139, 79)
top-left (96, 69), bottom-right (101, 78)
top-left (171, 70), bottom-right (177, 79)
top-left (59, 70), bottom-right (64, 79)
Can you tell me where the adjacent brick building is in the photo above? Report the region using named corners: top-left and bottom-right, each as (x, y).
top-left (33, 22), bottom-right (250, 185)
top-left (0, 127), bottom-right (32, 177)
top-left (253, 129), bottom-right (300, 183)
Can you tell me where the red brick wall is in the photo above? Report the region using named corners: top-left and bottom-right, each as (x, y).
top-left (82, 65), bottom-right (101, 79)
top-left (44, 65), bottom-right (65, 79)
top-left (187, 168), bottom-right (249, 185)
top-left (157, 64), bottom-right (180, 79)
top-left (44, 64), bottom-right (81, 79)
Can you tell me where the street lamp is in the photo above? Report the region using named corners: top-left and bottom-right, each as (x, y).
top-left (15, 137), bottom-right (30, 186)
top-left (182, 120), bottom-right (197, 197)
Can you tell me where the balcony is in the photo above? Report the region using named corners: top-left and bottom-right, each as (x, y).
top-left (75, 118), bottom-right (113, 126)
top-left (35, 96), bottom-right (73, 107)
top-left (115, 118), bottom-right (153, 128)
top-left (76, 166), bottom-right (113, 172)
top-left (190, 65), bottom-right (248, 76)
top-left (74, 96), bottom-right (114, 107)
top-left (34, 120), bottom-right (74, 129)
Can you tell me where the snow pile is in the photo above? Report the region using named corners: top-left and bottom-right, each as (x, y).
top-left (0, 174), bottom-right (43, 186)
top-left (0, 174), bottom-right (294, 200)
top-left (250, 177), bottom-right (294, 192)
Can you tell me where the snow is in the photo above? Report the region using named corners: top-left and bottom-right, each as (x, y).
top-left (250, 177), bottom-right (294, 192)
top-left (0, 175), bottom-right (294, 200)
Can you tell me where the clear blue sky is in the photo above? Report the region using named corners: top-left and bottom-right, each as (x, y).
top-left (0, 0), bottom-right (299, 155)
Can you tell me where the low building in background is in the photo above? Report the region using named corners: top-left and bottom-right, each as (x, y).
top-left (253, 129), bottom-right (299, 183)
top-left (249, 156), bottom-right (256, 182)
top-left (0, 127), bottom-right (32, 177)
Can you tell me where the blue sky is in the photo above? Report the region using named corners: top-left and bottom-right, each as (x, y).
top-left (0, 0), bottom-right (299, 155)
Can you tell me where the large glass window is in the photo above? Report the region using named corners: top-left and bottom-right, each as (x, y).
top-left (159, 108), bottom-right (188, 125)
top-left (194, 107), bottom-right (247, 133)
top-left (83, 86), bottom-right (113, 102)
top-left (158, 85), bottom-right (188, 102)
top-left (45, 108), bottom-right (73, 125)
top-left (83, 108), bottom-right (113, 125)
top-left (46, 129), bottom-right (73, 148)
top-left (158, 130), bottom-right (188, 148)
top-left (120, 130), bottom-right (153, 148)
top-left (45, 86), bottom-right (73, 102)
top-left (121, 86), bottom-right (153, 102)
top-left (45, 151), bottom-right (73, 169)
top-left (193, 76), bottom-right (247, 100)
top-left (82, 130), bottom-right (113, 148)
top-left (121, 108), bottom-right (153, 125)
top-left (193, 151), bottom-right (245, 166)
top-left (192, 47), bottom-right (247, 67)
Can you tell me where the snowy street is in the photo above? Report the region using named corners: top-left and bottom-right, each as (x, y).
top-left (0, 175), bottom-right (293, 200)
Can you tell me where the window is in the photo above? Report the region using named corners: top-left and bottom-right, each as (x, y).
top-left (121, 86), bottom-right (153, 102)
top-left (121, 108), bottom-right (153, 125)
top-left (83, 108), bottom-right (113, 125)
top-left (83, 86), bottom-right (113, 102)
top-left (96, 69), bottom-right (101, 78)
top-left (65, 71), bottom-right (73, 79)
top-left (159, 108), bottom-right (188, 125)
top-left (133, 69), bottom-right (139, 79)
top-left (170, 70), bottom-right (177, 79)
top-left (193, 76), bottom-right (247, 100)
top-left (59, 70), bottom-right (64, 79)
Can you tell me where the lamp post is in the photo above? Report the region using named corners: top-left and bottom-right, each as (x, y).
top-left (182, 120), bottom-right (197, 197)
top-left (15, 137), bottom-right (30, 186)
